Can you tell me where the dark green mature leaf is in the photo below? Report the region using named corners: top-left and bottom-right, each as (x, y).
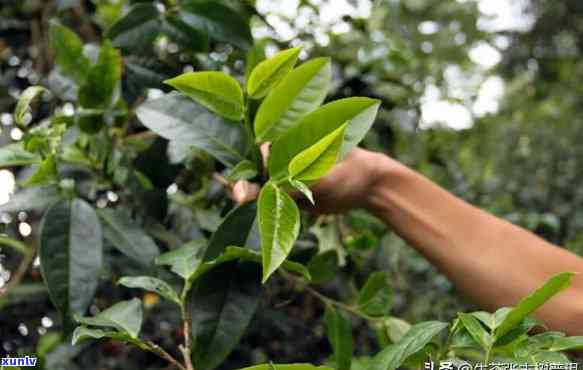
top-left (39, 199), bottom-right (103, 331)
top-left (247, 46), bottom-right (302, 99)
top-left (162, 14), bottom-right (209, 52)
top-left (165, 71), bottom-right (244, 121)
top-left (97, 208), bottom-right (160, 267)
top-left (370, 321), bottom-right (447, 370)
top-left (288, 122), bottom-right (347, 182)
top-left (254, 58), bottom-right (331, 142)
top-left (106, 3), bottom-right (161, 52)
top-left (204, 201), bottom-right (258, 260)
top-left (118, 276), bottom-right (181, 306)
top-left (155, 239), bottom-right (207, 280)
top-left (136, 92), bottom-right (249, 167)
top-left (178, 1), bottom-right (252, 50)
top-left (0, 143), bottom-right (41, 167)
top-left (269, 97), bottom-right (381, 178)
top-left (190, 262), bottom-right (262, 370)
top-left (458, 313), bottom-right (492, 350)
top-left (258, 182), bottom-right (301, 283)
top-left (357, 272), bottom-right (393, 317)
top-left (188, 202), bottom-right (261, 370)
top-left (307, 250), bottom-right (338, 283)
top-left (325, 306), bottom-right (353, 370)
top-left (49, 21), bottom-right (90, 82)
top-left (15, 86), bottom-right (48, 126)
top-left (237, 364), bottom-right (334, 370)
top-left (0, 185), bottom-right (61, 213)
top-left (79, 40), bottom-right (122, 109)
top-left (495, 272), bottom-right (575, 338)
top-left (75, 298), bottom-right (143, 338)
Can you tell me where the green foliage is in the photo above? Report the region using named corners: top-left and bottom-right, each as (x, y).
top-left (164, 71), bottom-right (244, 121)
top-left (258, 182), bottom-right (300, 282)
top-left (39, 199), bottom-right (103, 332)
top-left (2, 2), bottom-right (582, 369)
top-left (254, 58), bottom-right (331, 142)
top-left (325, 306), bottom-right (353, 370)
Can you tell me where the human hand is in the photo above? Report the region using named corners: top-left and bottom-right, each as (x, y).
top-left (231, 147), bottom-right (398, 215)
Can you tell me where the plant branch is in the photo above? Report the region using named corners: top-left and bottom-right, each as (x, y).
top-left (280, 270), bottom-right (379, 322)
top-left (0, 236), bottom-right (29, 255)
top-left (180, 282), bottom-right (195, 370)
top-left (145, 341), bottom-right (188, 370)
top-left (0, 245), bottom-right (36, 297)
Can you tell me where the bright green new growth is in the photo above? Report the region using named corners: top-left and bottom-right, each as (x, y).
top-left (258, 182), bottom-right (300, 283)
top-left (254, 57), bottom-right (331, 142)
top-left (247, 46), bottom-right (302, 99)
top-left (288, 122), bottom-right (348, 182)
top-left (164, 71), bottom-right (244, 121)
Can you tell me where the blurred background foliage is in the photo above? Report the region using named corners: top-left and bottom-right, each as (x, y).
top-left (1, 0), bottom-right (582, 368)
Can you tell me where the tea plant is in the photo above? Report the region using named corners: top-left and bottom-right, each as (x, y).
top-left (1, 2), bottom-right (582, 370)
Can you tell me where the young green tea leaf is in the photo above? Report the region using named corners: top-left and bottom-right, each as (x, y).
top-left (288, 122), bottom-right (347, 182)
top-left (247, 46), bottom-right (302, 99)
top-left (226, 160), bottom-right (259, 181)
top-left (0, 143), bottom-right (41, 168)
top-left (549, 336), bottom-right (583, 351)
top-left (495, 272), bottom-right (575, 338)
top-left (136, 92), bottom-right (249, 167)
top-left (118, 276), bottom-right (181, 306)
top-left (178, 1), bottom-right (252, 50)
top-left (245, 42), bottom-right (267, 83)
top-left (258, 182), bottom-right (300, 283)
top-left (289, 179), bottom-right (314, 205)
top-left (357, 272), bottom-right (393, 317)
top-left (78, 40), bottom-right (122, 110)
top-left (75, 298), bottom-right (143, 338)
top-left (23, 154), bottom-right (59, 187)
top-left (14, 86), bottom-right (48, 127)
top-left (49, 21), bottom-right (90, 83)
top-left (106, 3), bottom-right (161, 52)
top-left (39, 199), bottom-right (102, 332)
top-left (190, 246), bottom-right (311, 282)
top-left (370, 321), bottom-right (447, 370)
top-left (269, 97), bottom-right (380, 178)
top-left (155, 239), bottom-right (207, 280)
top-left (254, 58), bottom-right (331, 142)
top-left (97, 208), bottom-right (160, 267)
top-left (164, 71), bottom-right (244, 121)
top-left (325, 305), bottom-right (353, 370)
top-left (72, 326), bottom-right (149, 349)
top-left (458, 313), bottom-right (492, 350)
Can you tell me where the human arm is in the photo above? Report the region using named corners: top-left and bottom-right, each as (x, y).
top-left (298, 148), bottom-right (583, 335)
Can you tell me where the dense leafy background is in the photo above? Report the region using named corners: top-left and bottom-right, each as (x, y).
top-left (0, 0), bottom-right (582, 369)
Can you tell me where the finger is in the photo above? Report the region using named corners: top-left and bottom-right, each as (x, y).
top-left (232, 180), bottom-right (260, 204)
top-left (260, 142), bottom-right (270, 168)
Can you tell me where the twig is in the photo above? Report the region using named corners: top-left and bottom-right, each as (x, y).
top-left (146, 341), bottom-right (188, 370)
top-left (279, 270), bottom-right (379, 322)
top-left (0, 246), bottom-right (36, 297)
top-left (213, 172), bottom-right (233, 189)
top-left (179, 319), bottom-right (195, 370)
